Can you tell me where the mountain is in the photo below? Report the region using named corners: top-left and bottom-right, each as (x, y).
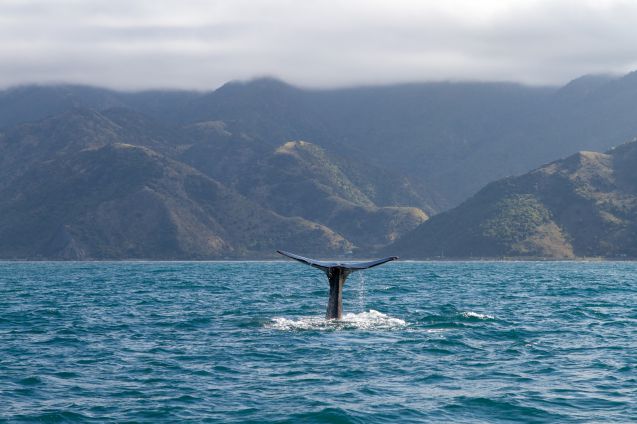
top-left (0, 143), bottom-right (355, 260)
top-left (178, 73), bottom-right (637, 210)
top-left (5, 73), bottom-right (637, 214)
top-left (177, 119), bottom-right (430, 250)
top-left (0, 108), bottom-right (424, 259)
top-left (4, 73), bottom-right (637, 259)
top-left (176, 79), bottom-right (553, 209)
top-left (211, 140), bottom-right (428, 249)
top-left (388, 141), bottom-right (637, 259)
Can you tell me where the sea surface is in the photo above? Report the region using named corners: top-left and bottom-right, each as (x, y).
top-left (0, 261), bottom-right (636, 423)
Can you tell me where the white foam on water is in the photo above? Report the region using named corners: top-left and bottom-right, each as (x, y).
top-left (266, 309), bottom-right (407, 331)
top-left (461, 311), bottom-right (495, 320)
top-left (342, 309), bottom-right (406, 329)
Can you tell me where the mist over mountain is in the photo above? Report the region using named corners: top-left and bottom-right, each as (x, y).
top-left (2, 71), bottom-right (637, 258)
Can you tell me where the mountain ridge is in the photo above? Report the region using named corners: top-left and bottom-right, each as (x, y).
top-left (3, 72), bottom-right (637, 259)
top-left (5, 72), bottom-right (636, 211)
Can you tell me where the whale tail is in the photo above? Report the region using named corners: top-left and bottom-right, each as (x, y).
top-left (276, 250), bottom-right (398, 319)
top-left (276, 250), bottom-right (398, 272)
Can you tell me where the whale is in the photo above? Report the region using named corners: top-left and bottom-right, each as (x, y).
top-left (277, 250), bottom-right (398, 319)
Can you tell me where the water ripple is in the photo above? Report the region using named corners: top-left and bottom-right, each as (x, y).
top-left (0, 261), bottom-right (636, 423)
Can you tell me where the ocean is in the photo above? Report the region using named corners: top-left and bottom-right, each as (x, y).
top-left (1, 261), bottom-right (635, 423)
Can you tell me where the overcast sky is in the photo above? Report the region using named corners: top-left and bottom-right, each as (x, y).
top-left (1, 0), bottom-right (637, 90)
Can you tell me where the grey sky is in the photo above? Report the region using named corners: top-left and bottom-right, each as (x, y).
top-left (1, 0), bottom-right (637, 90)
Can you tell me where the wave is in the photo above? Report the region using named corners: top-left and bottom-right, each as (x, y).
top-left (266, 310), bottom-right (407, 331)
top-left (461, 311), bottom-right (495, 320)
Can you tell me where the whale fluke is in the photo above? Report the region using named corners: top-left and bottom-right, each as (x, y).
top-left (277, 250), bottom-right (398, 319)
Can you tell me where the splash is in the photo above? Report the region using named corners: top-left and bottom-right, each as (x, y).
top-left (267, 310), bottom-right (406, 331)
top-left (461, 311), bottom-right (495, 320)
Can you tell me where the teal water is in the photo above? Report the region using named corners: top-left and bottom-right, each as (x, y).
top-left (1, 261), bottom-right (636, 423)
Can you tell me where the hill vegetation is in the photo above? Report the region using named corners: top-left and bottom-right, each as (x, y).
top-left (388, 142), bottom-right (637, 259)
top-left (0, 109), bottom-right (423, 259)
top-left (3, 72), bottom-right (637, 258)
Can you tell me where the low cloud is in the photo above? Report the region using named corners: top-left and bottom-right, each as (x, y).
top-left (1, 0), bottom-right (636, 90)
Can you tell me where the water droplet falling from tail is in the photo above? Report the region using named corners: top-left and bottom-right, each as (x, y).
top-left (356, 271), bottom-right (366, 312)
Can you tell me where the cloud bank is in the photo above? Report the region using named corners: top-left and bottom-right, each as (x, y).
top-left (1, 0), bottom-right (637, 90)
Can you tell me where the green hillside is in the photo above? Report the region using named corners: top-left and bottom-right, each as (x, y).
top-left (388, 142), bottom-right (637, 259)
